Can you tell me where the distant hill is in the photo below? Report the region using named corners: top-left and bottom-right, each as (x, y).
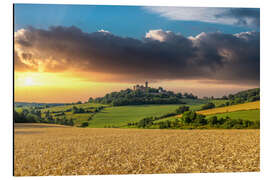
top-left (216, 88), bottom-right (260, 106)
top-left (89, 87), bottom-right (198, 106)
top-left (228, 88), bottom-right (260, 102)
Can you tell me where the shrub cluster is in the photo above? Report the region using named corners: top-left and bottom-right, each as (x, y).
top-left (135, 110), bottom-right (259, 129)
top-left (217, 88), bottom-right (260, 107)
top-left (181, 111), bottom-right (259, 129)
top-left (14, 109), bottom-right (41, 123)
top-left (201, 102), bottom-right (215, 110)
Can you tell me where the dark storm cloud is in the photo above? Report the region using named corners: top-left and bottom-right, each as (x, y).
top-left (14, 26), bottom-right (260, 85)
top-left (215, 8), bottom-right (260, 27)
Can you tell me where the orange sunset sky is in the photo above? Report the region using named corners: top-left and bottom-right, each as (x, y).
top-left (14, 5), bottom-right (259, 103)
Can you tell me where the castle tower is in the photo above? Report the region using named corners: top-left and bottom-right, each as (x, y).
top-left (145, 81), bottom-right (148, 88)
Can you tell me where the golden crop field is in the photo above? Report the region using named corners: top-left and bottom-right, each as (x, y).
top-left (176, 101), bottom-right (260, 118)
top-left (197, 101), bottom-right (260, 116)
top-left (14, 123), bottom-right (260, 176)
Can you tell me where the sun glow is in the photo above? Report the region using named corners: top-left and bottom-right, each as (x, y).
top-left (14, 71), bottom-right (115, 103)
top-left (24, 77), bottom-right (34, 86)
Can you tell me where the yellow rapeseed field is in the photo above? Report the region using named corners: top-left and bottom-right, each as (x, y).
top-left (14, 123), bottom-right (260, 176)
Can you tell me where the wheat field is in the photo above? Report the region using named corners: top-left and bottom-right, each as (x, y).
top-left (14, 123), bottom-right (260, 176)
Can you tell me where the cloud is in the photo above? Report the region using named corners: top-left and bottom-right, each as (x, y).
top-left (14, 26), bottom-right (260, 86)
top-left (143, 7), bottom-right (260, 27)
top-left (145, 29), bottom-right (177, 42)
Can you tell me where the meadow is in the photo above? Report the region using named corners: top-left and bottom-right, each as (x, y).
top-left (206, 109), bottom-right (260, 122)
top-left (152, 101), bottom-right (260, 124)
top-left (89, 104), bottom-right (187, 128)
top-left (14, 123), bottom-right (260, 176)
top-left (196, 101), bottom-right (260, 116)
top-left (34, 99), bottom-right (209, 127)
top-left (18, 100), bottom-right (259, 128)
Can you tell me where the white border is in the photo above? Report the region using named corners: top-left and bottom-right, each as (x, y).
top-left (1, 0), bottom-right (269, 180)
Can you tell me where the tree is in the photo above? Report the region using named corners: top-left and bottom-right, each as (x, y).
top-left (207, 116), bottom-right (218, 125)
top-left (26, 113), bottom-right (39, 123)
top-left (72, 106), bottom-right (78, 114)
top-left (68, 119), bottom-right (74, 126)
top-left (201, 102), bottom-right (215, 110)
top-left (182, 111), bottom-right (197, 124)
top-left (88, 97), bottom-right (94, 103)
top-left (175, 105), bottom-right (189, 114)
top-left (80, 121), bottom-right (89, 127)
top-left (221, 95), bottom-right (228, 100)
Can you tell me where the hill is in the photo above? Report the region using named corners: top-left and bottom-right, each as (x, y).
top-left (215, 88), bottom-right (260, 107)
top-left (88, 86), bottom-right (198, 106)
top-left (14, 88), bottom-right (260, 129)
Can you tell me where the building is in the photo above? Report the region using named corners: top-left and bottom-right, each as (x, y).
top-left (133, 81), bottom-right (149, 91)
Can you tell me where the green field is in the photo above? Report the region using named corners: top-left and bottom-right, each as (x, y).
top-left (89, 104), bottom-right (184, 128)
top-left (154, 102), bottom-right (260, 124)
top-left (206, 109), bottom-right (260, 121)
top-left (16, 99), bottom-right (257, 128)
top-left (35, 99), bottom-right (212, 127)
top-left (88, 99), bottom-right (221, 128)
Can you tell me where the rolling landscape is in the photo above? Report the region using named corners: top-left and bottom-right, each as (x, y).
top-left (14, 86), bottom-right (260, 175)
top-left (14, 4), bottom-right (260, 176)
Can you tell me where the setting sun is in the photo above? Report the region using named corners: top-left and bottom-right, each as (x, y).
top-left (24, 77), bottom-right (34, 86)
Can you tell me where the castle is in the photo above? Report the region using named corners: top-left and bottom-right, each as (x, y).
top-left (132, 81), bottom-right (166, 93)
top-left (133, 81), bottom-right (148, 91)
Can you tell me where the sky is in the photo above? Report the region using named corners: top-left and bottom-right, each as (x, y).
top-left (14, 4), bottom-right (260, 103)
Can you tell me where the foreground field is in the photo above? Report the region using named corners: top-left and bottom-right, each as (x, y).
top-left (14, 123), bottom-right (260, 176)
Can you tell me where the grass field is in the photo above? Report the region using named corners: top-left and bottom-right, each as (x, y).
top-left (89, 104), bottom-right (185, 128)
top-left (15, 100), bottom-right (259, 128)
top-left (89, 101), bottom-right (226, 128)
top-left (14, 123), bottom-right (260, 176)
top-left (157, 101), bottom-right (260, 124)
top-left (206, 109), bottom-right (260, 121)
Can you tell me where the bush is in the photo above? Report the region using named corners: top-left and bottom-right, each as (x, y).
top-left (220, 118), bottom-right (258, 129)
top-left (80, 121), bottom-right (89, 127)
top-left (14, 110), bottom-right (40, 123)
top-left (207, 116), bottom-right (218, 125)
top-left (137, 117), bottom-right (155, 128)
top-left (175, 105), bottom-right (189, 114)
top-left (201, 102), bottom-right (215, 110)
top-left (193, 114), bottom-right (207, 125)
top-left (182, 111), bottom-right (197, 124)
top-left (25, 113), bottom-right (40, 123)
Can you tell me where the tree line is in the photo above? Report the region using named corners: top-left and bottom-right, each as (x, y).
top-left (88, 88), bottom-right (197, 106)
top-left (215, 88), bottom-right (259, 107)
top-left (130, 106), bottom-right (259, 129)
top-left (14, 109), bottom-right (75, 126)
